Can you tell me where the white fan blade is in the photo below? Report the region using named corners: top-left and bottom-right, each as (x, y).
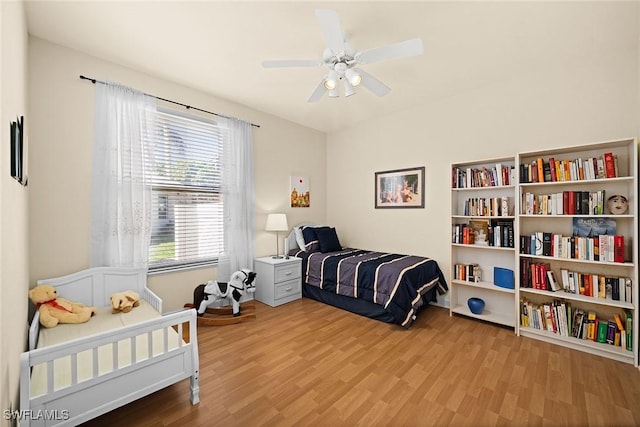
top-left (315, 9), bottom-right (345, 54)
top-left (356, 38), bottom-right (423, 64)
top-left (262, 60), bottom-right (321, 68)
top-left (307, 80), bottom-right (326, 103)
top-left (358, 69), bottom-right (391, 97)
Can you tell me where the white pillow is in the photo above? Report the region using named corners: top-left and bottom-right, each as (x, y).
top-left (294, 226), bottom-right (306, 251)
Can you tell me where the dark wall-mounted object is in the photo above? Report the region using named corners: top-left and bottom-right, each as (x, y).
top-left (10, 115), bottom-right (27, 186)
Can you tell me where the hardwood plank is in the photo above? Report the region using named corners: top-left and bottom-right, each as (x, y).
top-left (84, 299), bottom-right (640, 426)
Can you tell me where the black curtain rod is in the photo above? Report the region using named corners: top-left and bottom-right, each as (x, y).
top-left (79, 75), bottom-right (260, 128)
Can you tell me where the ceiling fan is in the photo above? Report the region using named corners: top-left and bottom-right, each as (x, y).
top-left (261, 9), bottom-right (424, 102)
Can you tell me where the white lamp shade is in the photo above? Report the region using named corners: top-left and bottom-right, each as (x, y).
top-left (265, 213), bottom-right (288, 231)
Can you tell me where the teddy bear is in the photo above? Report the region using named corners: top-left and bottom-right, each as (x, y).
top-left (28, 284), bottom-right (97, 328)
top-left (110, 290), bottom-right (141, 313)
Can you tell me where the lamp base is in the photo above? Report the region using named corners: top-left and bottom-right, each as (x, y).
top-left (271, 255), bottom-right (285, 259)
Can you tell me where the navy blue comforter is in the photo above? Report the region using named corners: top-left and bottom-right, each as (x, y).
top-left (294, 248), bottom-right (447, 327)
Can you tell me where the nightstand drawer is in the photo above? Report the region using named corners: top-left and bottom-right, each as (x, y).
top-left (275, 278), bottom-right (301, 300)
top-left (274, 263), bottom-right (301, 283)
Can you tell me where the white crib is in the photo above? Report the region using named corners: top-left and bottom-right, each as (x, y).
top-left (19, 267), bottom-right (199, 426)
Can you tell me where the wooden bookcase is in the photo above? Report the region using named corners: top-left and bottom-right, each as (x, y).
top-left (450, 156), bottom-right (518, 328)
top-left (516, 138), bottom-right (638, 366)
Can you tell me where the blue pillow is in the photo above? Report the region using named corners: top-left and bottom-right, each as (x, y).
top-left (301, 226), bottom-right (329, 253)
top-left (316, 227), bottom-right (342, 253)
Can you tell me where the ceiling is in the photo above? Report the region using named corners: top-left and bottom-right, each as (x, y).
top-left (24, 1), bottom-right (638, 133)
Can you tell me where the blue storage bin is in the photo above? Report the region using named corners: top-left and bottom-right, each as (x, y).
top-left (494, 267), bottom-right (514, 289)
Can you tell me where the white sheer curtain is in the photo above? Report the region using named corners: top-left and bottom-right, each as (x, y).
top-left (217, 117), bottom-right (255, 281)
top-left (90, 82), bottom-right (157, 268)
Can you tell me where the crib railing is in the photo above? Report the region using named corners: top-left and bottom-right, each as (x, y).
top-left (20, 308), bottom-right (199, 427)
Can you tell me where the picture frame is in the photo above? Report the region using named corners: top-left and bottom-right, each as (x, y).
top-left (375, 166), bottom-right (425, 209)
top-left (290, 175), bottom-right (310, 207)
top-left (10, 115), bottom-right (26, 186)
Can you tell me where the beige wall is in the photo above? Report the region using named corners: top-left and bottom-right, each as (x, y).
top-left (327, 24), bottom-right (639, 308)
top-left (0, 0), bottom-right (29, 422)
top-left (28, 37), bottom-right (326, 312)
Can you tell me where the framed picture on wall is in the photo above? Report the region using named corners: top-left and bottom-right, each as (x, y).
top-left (290, 175), bottom-right (310, 207)
top-left (375, 166), bottom-right (425, 209)
top-left (10, 115), bottom-right (26, 186)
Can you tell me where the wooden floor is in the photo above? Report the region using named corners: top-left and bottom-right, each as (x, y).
top-left (86, 298), bottom-right (640, 426)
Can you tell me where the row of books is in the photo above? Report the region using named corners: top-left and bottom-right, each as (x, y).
top-left (519, 260), bottom-right (561, 291)
top-left (453, 263), bottom-right (481, 282)
top-left (519, 232), bottom-right (625, 263)
top-left (521, 190), bottom-right (606, 215)
top-left (520, 298), bottom-right (632, 351)
top-left (520, 152), bottom-right (619, 183)
top-left (462, 196), bottom-right (510, 217)
top-left (452, 164), bottom-right (515, 189)
top-left (452, 219), bottom-right (515, 248)
top-left (519, 258), bottom-right (632, 302)
top-left (559, 269), bottom-right (632, 303)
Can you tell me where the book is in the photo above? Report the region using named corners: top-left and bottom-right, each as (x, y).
top-left (587, 312), bottom-right (597, 340)
top-left (596, 320), bottom-right (608, 343)
top-left (469, 219), bottom-right (489, 246)
top-left (626, 312), bottom-right (633, 351)
top-left (606, 320), bottom-right (616, 344)
top-left (542, 232), bottom-right (552, 256)
top-left (546, 270), bottom-right (562, 292)
top-left (572, 217), bottom-right (616, 238)
top-left (604, 152), bottom-right (616, 178)
top-left (572, 309), bottom-right (585, 338)
top-left (533, 232), bottom-right (543, 255)
top-left (614, 235), bottom-right (624, 263)
top-left (567, 191), bottom-right (576, 214)
top-left (549, 157), bottom-right (557, 181)
top-left (543, 162), bottom-right (552, 182)
top-left (614, 313), bottom-right (625, 331)
top-left (537, 158), bottom-right (544, 183)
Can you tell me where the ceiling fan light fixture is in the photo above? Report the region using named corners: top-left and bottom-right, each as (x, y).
top-left (345, 69), bottom-right (361, 87)
top-left (328, 87), bottom-right (340, 98)
top-left (324, 79), bottom-right (337, 90)
top-left (343, 80), bottom-right (356, 97)
top-left (324, 70), bottom-right (338, 90)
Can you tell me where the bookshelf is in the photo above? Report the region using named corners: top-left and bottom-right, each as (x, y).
top-left (450, 156), bottom-right (517, 328)
top-left (517, 138), bottom-right (638, 366)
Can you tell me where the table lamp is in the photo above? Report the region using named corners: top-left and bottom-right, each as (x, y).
top-left (265, 213), bottom-right (288, 258)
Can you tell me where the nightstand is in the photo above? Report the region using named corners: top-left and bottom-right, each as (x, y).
top-left (253, 256), bottom-right (302, 307)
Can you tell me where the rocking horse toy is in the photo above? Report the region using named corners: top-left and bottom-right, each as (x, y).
top-left (184, 269), bottom-right (257, 326)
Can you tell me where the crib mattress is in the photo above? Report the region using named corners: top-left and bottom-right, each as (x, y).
top-left (31, 301), bottom-right (181, 397)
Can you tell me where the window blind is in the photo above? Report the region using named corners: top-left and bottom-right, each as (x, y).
top-left (148, 109), bottom-right (227, 271)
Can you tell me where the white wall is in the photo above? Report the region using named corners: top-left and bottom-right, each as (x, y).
top-left (28, 37), bottom-right (326, 312)
top-left (327, 16), bottom-right (639, 308)
top-left (0, 0), bottom-right (29, 422)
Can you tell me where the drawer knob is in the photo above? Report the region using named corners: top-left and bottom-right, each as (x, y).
top-left (285, 287), bottom-right (292, 292)
top-left (284, 272), bottom-right (292, 276)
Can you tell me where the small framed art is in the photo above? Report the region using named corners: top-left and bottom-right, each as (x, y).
top-left (10, 115), bottom-right (26, 186)
top-left (375, 166), bottom-right (425, 209)
top-left (290, 175), bottom-right (310, 207)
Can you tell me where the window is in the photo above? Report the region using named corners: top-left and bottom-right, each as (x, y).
top-left (148, 109), bottom-right (228, 271)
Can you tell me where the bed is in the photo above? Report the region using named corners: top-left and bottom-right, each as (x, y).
top-left (286, 224), bottom-right (448, 327)
top-left (19, 267), bottom-right (199, 427)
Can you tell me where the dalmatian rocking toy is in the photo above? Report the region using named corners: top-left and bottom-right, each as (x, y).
top-left (187, 269), bottom-right (257, 326)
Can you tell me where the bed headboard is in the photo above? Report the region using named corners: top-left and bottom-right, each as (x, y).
top-left (36, 266), bottom-right (148, 308)
top-left (30, 266), bottom-right (153, 350)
